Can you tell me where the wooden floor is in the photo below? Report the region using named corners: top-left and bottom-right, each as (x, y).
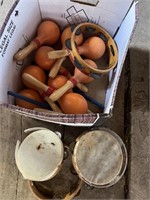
top-left (0, 0), bottom-right (149, 199)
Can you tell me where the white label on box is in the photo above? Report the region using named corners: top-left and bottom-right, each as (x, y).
top-left (0, 20), bottom-right (16, 58)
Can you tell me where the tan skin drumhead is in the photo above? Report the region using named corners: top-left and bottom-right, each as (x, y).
top-left (72, 128), bottom-right (127, 188)
top-left (15, 129), bottom-right (64, 181)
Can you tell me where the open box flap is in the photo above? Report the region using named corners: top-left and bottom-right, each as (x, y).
top-left (39, 0), bottom-right (134, 36)
top-left (104, 1), bottom-right (138, 114)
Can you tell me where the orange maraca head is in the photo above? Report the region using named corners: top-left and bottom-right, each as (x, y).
top-left (74, 59), bottom-right (97, 83)
top-left (47, 75), bottom-right (68, 89)
top-left (59, 92), bottom-right (88, 114)
top-left (22, 65), bottom-right (47, 89)
top-left (47, 75), bottom-right (72, 92)
top-left (37, 20), bottom-right (60, 46)
top-left (34, 46), bottom-right (56, 70)
top-left (78, 36), bottom-right (106, 60)
top-left (16, 89), bottom-right (44, 110)
top-left (61, 26), bottom-right (83, 47)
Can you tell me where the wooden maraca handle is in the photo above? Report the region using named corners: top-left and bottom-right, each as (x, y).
top-left (22, 73), bottom-right (55, 97)
top-left (48, 56), bottom-right (66, 78)
top-left (59, 66), bottom-right (88, 93)
top-left (22, 73), bottom-right (49, 92)
top-left (22, 73), bottom-right (61, 112)
top-left (48, 49), bottom-right (69, 59)
top-left (49, 80), bottom-right (75, 102)
top-left (14, 41), bottom-right (38, 61)
top-left (76, 82), bottom-right (88, 92)
top-left (44, 96), bottom-right (62, 113)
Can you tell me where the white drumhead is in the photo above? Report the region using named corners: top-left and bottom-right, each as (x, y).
top-left (72, 128), bottom-right (127, 188)
top-left (15, 129), bottom-right (64, 181)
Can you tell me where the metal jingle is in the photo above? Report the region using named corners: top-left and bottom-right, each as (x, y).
top-left (65, 38), bottom-right (72, 50)
top-left (99, 32), bottom-right (108, 43)
top-left (74, 57), bottom-right (84, 70)
top-left (73, 58), bottom-right (102, 79)
top-left (89, 72), bottom-right (102, 79)
top-left (65, 38), bottom-right (78, 51)
top-left (71, 25), bottom-right (81, 35)
top-left (85, 26), bottom-right (96, 34)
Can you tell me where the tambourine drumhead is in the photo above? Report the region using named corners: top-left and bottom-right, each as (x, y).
top-left (72, 128), bottom-right (127, 188)
top-left (15, 129), bottom-right (64, 181)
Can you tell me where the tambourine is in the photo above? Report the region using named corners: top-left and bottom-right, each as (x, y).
top-left (72, 128), bottom-right (127, 188)
top-left (15, 128), bottom-right (65, 181)
top-left (68, 23), bottom-right (118, 78)
top-left (67, 22), bottom-right (118, 79)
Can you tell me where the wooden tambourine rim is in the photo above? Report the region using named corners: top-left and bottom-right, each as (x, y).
top-left (72, 128), bottom-right (128, 188)
top-left (70, 22), bottom-right (118, 76)
top-left (28, 175), bottom-right (83, 200)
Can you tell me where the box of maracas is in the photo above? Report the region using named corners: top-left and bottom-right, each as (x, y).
top-left (0, 0), bottom-right (138, 126)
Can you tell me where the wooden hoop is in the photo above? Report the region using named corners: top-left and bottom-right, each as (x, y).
top-left (69, 22), bottom-right (118, 78)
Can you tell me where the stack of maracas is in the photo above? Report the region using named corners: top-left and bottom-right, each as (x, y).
top-left (12, 20), bottom-right (106, 114)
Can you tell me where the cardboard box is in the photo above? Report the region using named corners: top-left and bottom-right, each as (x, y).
top-left (0, 0), bottom-right (138, 126)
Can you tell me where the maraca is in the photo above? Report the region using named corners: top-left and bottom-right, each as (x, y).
top-left (34, 92), bottom-right (89, 114)
top-left (48, 76), bottom-right (88, 114)
top-left (47, 74), bottom-right (90, 114)
top-left (34, 46), bottom-right (56, 70)
top-left (22, 73), bottom-right (62, 113)
top-left (48, 25), bottom-right (83, 78)
top-left (48, 36), bottom-right (106, 60)
top-left (49, 59), bottom-right (97, 102)
top-left (22, 65), bottom-right (47, 90)
top-left (14, 20), bottom-right (60, 61)
top-left (15, 89), bottom-right (44, 110)
top-left (58, 92), bottom-right (88, 114)
top-left (22, 73), bottom-right (88, 114)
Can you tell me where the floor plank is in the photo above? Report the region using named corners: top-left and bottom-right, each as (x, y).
top-left (0, 107), bottom-right (22, 200)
